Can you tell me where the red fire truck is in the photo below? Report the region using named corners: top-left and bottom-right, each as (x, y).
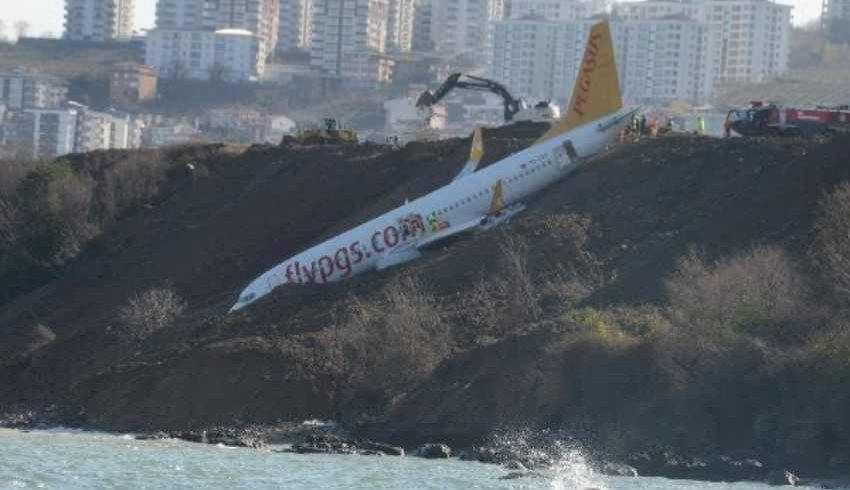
top-left (726, 101), bottom-right (850, 137)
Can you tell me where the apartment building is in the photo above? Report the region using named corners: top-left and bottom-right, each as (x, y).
top-left (276, 0), bottom-right (314, 53)
top-left (430, 0), bottom-right (505, 59)
top-left (491, 16), bottom-right (713, 105)
top-left (216, 0), bottom-right (280, 63)
top-left (110, 63), bottom-right (158, 108)
top-left (506, 0), bottom-right (607, 21)
top-left (0, 73), bottom-right (69, 110)
top-left (309, 0), bottom-right (394, 83)
top-left (412, 0), bottom-right (434, 51)
top-left (149, 0), bottom-right (278, 79)
top-left (155, 0), bottom-right (219, 30)
top-left (613, 0), bottom-right (791, 85)
top-left (824, 0), bottom-right (850, 20)
top-left (386, 0), bottom-right (417, 51)
top-left (145, 28), bottom-right (265, 80)
top-left (64, 0), bottom-right (135, 41)
top-left (27, 108), bottom-right (79, 158)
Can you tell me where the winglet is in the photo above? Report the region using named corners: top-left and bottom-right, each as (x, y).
top-left (538, 21), bottom-right (623, 142)
top-left (453, 127), bottom-right (485, 181)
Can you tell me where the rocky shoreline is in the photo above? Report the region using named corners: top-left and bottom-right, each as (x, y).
top-left (0, 409), bottom-right (826, 487)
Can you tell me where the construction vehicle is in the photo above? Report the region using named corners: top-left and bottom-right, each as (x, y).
top-left (284, 118), bottom-right (358, 145)
top-left (415, 73), bottom-right (559, 124)
top-left (726, 101), bottom-right (850, 137)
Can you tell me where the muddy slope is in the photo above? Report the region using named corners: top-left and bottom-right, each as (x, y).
top-left (1, 129), bottom-right (849, 446)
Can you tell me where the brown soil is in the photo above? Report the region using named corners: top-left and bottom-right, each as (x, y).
top-left (1, 127), bottom-right (849, 465)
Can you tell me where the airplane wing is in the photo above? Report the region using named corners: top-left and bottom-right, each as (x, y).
top-left (375, 216), bottom-right (483, 270)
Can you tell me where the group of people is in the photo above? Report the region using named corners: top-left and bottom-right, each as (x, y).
top-left (620, 114), bottom-right (710, 143)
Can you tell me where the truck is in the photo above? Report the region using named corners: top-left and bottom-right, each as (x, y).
top-left (726, 101), bottom-right (850, 137)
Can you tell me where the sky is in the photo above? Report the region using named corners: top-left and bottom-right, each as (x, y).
top-left (0, 0), bottom-right (823, 38)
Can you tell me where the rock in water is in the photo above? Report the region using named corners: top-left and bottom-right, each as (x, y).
top-left (413, 443), bottom-right (451, 459)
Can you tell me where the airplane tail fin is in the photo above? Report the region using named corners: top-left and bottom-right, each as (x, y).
top-left (453, 127), bottom-right (485, 181)
top-left (539, 21), bottom-right (622, 142)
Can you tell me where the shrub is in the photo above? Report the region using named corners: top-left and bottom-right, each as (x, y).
top-left (342, 277), bottom-right (450, 392)
top-left (497, 234), bottom-right (541, 323)
top-left (117, 288), bottom-right (187, 343)
top-left (814, 182), bottom-right (850, 303)
top-left (665, 245), bottom-right (808, 342)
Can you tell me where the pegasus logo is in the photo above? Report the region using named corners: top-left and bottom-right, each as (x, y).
top-left (572, 32), bottom-right (603, 117)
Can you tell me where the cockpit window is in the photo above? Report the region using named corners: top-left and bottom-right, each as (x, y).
top-left (238, 292), bottom-right (256, 303)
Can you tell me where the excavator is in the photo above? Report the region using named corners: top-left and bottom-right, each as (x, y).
top-left (415, 73), bottom-right (558, 124)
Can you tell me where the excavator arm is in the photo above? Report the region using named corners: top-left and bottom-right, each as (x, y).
top-left (416, 72), bottom-right (524, 122)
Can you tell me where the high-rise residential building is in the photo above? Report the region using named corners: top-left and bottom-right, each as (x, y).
top-left (386, 0), bottom-right (417, 51)
top-left (824, 0), bottom-right (850, 20)
top-left (148, 0), bottom-right (279, 79)
top-left (64, 0), bottom-right (135, 41)
top-left (276, 0), bottom-right (314, 54)
top-left (309, 0), bottom-right (394, 83)
top-left (506, 0), bottom-right (606, 20)
top-left (411, 0), bottom-right (434, 51)
top-left (613, 0), bottom-right (791, 86)
top-left (145, 28), bottom-right (265, 80)
top-left (0, 72), bottom-right (69, 110)
top-left (155, 0), bottom-right (219, 30)
top-left (430, 0), bottom-right (505, 59)
top-left (490, 0), bottom-right (789, 106)
top-left (217, 0), bottom-right (280, 62)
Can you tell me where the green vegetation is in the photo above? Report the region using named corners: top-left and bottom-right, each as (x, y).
top-left (0, 148), bottom-right (207, 304)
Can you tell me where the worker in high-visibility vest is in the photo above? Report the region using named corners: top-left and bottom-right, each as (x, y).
top-left (697, 116), bottom-right (707, 135)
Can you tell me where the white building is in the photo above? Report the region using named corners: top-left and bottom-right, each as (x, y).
top-left (145, 28), bottom-right (264, 80)
top-left (491, 17), bottom-right (711, 105)
top-left (0, 73), bottom-right (69, 110)
top-left (26, 108), bottom-right (79, 158)
top-left (64, 0), bottom-right (135, 41)
top-left (507, 0), bottom-right (606, 21)
top-left (430, 0), bottom-right (505, 59)
top-left (386, 0), bottom-right (417, 51)
top-left (154, 0), bottom-right (278, 61)
top-left (216, 0), bottom-right (280, 65)
top-left (613, 0), bottom-right (791, 86)
top-left (310, 0), bottom-right (394, 83)
top-left (145, 123), bottom-right (205, 147)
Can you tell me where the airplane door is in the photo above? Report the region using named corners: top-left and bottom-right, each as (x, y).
top-left (552, 140), bottom-right (579, 169)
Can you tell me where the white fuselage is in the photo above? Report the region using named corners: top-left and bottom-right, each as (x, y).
top-left (232, 111), bottom-right (631, 310)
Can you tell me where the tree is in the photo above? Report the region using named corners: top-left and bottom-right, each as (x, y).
top-left (0, 19), bottom-right (7, 42)
top-left (14, 20), bottom-right (30, 40)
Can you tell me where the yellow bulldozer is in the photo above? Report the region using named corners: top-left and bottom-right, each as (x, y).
top-left (284, 118), bottom-right (358, 146)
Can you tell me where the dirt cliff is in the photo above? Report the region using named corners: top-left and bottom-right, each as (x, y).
top-left (2, 128), bottom-right (850, 473)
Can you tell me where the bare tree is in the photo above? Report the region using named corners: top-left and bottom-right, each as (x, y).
top-left (815, 182), bottom-right (850, 303)
top-left (14, 20), bottom-right (30, 40)
top-left (0, 20), bottom-right (7, 42)
top-left (666, 245), bottom-right (807, 342)
top-left (117, 288), bottom-right (188, 343)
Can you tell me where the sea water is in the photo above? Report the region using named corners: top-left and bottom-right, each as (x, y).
top-left (0, 429), bottom-right (818, 489)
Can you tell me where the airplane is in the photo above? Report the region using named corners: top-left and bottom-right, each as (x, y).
top-left (230, 21), bottom-right (637, 312)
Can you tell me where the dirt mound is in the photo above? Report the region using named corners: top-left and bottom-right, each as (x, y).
top-left (1, 128), bottom-right (849, 444)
